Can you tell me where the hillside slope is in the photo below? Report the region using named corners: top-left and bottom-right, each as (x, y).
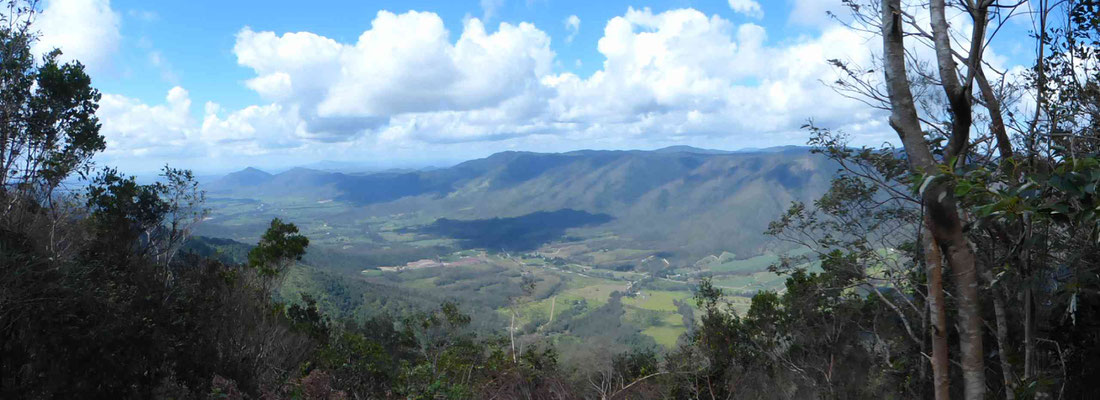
top-left (203, 147), bottom-right (834, 260)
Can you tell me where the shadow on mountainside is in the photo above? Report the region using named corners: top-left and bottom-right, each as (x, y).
top-left (418, 209), bottom-right (613, 252)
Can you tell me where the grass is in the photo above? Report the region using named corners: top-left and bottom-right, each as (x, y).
top-left (407, 238), bottom-right (457, 247)
top-left (622, 290), bottom-right (691, 312)
top-left (586, 248), bottom-right (651, 265)
top-left (708, 253), bottom-right (781, 274)
top-left (512, 293), bottom-right (588, 325)
top-left (729, 296), bottom-right (753, 313)
top-left (404, 277), bottom-right (439, 290)
top-left (643, 325), bottom-right (685, 348)
top-left (687, 247), bottom-right (815, 276)
top-left (623, 305), bottom-right (689, 348)
top-left (560, 284), bottom-right (629, 304)
top-left (711, 271), bottom-right (787, 292)
top-left (563, 273), bottom-right (620, 290)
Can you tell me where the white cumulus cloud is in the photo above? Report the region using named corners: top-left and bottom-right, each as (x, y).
top-left (542, 7), bottom-right (878, 143)
top-left (201, 102), bottom-right (305, 151)
top-left (728, 0), bottom-right (764, 19)
top-left (564, 15), bottom-right (580, 43)
top-left (34, 0), bottom-right (121, 75)
top-left (98, 87), bottom-right (194, 156)
top-left (233, 10), bottom-right (554, 141)
top-left (480, 0), bottom-right (504, 22)
top-left (96, 6), bottom-right (910, 170)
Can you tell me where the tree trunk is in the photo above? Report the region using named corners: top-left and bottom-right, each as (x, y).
top-left (880, 4), bottom-right (953, 398)
top-left (1024, 281), bottom-right (1035, 380)
top-left (981, 256), bottom-right (1017, 399)
top-left (993, 286), bottom-right (1016, 400)
top-left (941, 227), bottom-right (986, 399)
top-left (923, 223), bottom-right (951, 400)
top-left (976, 69), bottom-right (1013, 160)
top-left (881, 1), bottom-right (987, 397)
top-left (879, 0), bottom-right (937, 169)
top-left (929, 0), bottom-right (976, 163)
top-left (1022, 221), bottom-right (1035, 381)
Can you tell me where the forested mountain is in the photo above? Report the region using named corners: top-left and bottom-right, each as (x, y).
top-left (214, 167), bottom-right (274, 188)
top-left (205, 146), bottom-right (833, 259)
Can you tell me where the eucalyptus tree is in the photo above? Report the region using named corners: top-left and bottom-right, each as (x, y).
top-left (810, 0), bottom-right (1100, 398)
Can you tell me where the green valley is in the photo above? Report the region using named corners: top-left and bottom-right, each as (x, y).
top-left (194, 147), bottom-right (832, 348)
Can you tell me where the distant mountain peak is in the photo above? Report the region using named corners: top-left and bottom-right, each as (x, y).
top-left (652, 145), bottom-right (734, 154)
top-left (224, 166), bottom-right (272, 178)
top-left (732, 145), bottom-right (810, 153)
top-left (239, 166), bottom-right (271, 175)
top-left (207, 167), bottom-right (273, 190)
top-left (281, 166), bottom-right (323, 174)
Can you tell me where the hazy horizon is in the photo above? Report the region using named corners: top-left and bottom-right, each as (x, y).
top-left (176, 144), bottom-right (810, 177)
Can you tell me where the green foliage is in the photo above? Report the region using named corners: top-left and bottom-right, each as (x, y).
top-left (248, 218), bottom-right (309, 277)
top-left (86, 167), bottom-right (170, 236)
top-left (0, 17), bottom-right (105, 196)
top-left (665, 271), bottom-right (917, 399)
top-left (83, 166), bottom-right (209, 267)
top-left (1, 188), bottom-right (318, 398)
top-left (0, 70), bottom-right (314, 395)
top-left (286, 294), bottom-right (331, 342)
top-left (182, 235), bottom-right (252, 264)
top-left (301, 301), bottom-right (575, 399)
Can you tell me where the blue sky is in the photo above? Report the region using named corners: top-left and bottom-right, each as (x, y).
top-left (98, 0), bottom-right (831, 110)
top-left (32, 0), bottom-right (1039, 174)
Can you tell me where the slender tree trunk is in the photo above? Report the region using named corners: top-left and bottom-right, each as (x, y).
top-left (1022, 0), bottom-right (1049, 376)
top-left (981, 253), bottom-right (1017, 399)
top-left (882, 1), bottom-right (987, 397)
top-left (880, 0), bottom-right (937, 170)
top-left (942, 230), bottom-right (986, 399)
top-left (993, 286), bottom-right (1016, 400)
top-left (1023, 279), bottom-right (1035, 380)
top-left (1021, 220), bottom-right (1036, 381)
top-left (880, 9), bottom-right (951, 399)
top-left (928, 0), bottom-right (989, 395)
top-left (919, 297), bottom-right (930, 398)
top-left (976, 55), bottom-right (1020, 400)
top-left (923, 223), bottom-right (951, 400)
top-left (976, 70), bottom-right (1013, 160)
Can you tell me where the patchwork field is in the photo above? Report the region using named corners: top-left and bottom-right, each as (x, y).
top-left (196, 169), bottom-right (812, 348)
top-left (340, 246), bottom-right (795, 347)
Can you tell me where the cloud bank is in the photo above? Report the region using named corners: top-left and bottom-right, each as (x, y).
top-left (87, 5), bottom-right (901, 171)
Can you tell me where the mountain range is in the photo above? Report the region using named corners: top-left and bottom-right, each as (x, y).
top-left (204, 146), bottom-right (835, 260)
